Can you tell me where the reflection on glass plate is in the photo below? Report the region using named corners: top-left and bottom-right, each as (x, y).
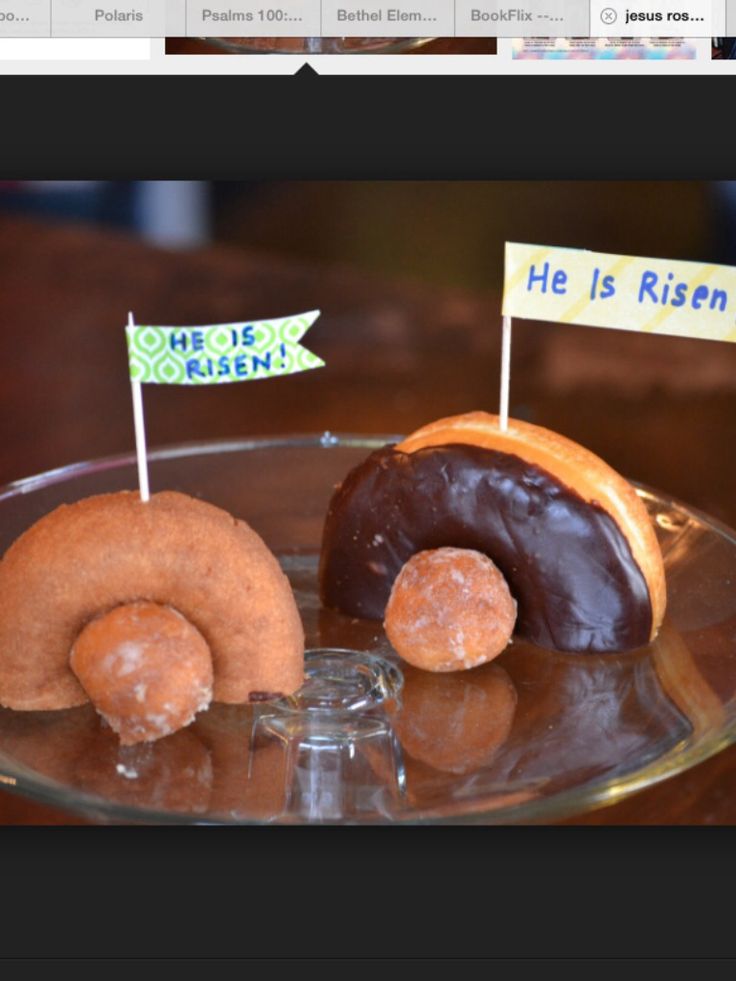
top-left (0, 436), bottom-right (735, 824)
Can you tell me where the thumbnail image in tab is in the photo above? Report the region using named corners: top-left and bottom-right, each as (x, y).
top-left (713, 37), bottom-right (736, 58)
top-left (512, 36), bottom-right (697, 59)
top-left (165, 37), bottom-right (496, 54)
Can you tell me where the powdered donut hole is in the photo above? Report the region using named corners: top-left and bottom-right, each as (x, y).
top-left (70, 601), bottom-right (214, 746)
top-left (384, 548), bottom-right (517, 672)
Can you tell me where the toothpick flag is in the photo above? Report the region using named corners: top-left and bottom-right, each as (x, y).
top-left (125, 309), bottom-right (324, 501)
top-left (503, 243), bottom-right (736, 342)
top-left (126, 309), bottom-right (324, 385)
top-left (498, 243), bottom-right (736, 432)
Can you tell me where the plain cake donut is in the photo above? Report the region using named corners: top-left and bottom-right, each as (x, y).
top-left (0, 490), bottom-right (305, 716)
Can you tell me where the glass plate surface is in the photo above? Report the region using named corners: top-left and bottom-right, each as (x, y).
top-left (1, 435), bottom-right (735, 825)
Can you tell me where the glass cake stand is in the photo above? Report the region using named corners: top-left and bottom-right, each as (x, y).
top-left (202, 38), bottom-right (434, 54)
top-left (1, 435), bottom-right (736, 824)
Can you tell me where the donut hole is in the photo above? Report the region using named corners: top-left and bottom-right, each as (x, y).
top-left (384, 547), bottom-right (517, 672)
top-left (70, 601), bottom-right (214, 745)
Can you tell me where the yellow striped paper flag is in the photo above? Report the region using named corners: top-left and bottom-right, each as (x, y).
top-left (503, 243), bottom-right (736, 343)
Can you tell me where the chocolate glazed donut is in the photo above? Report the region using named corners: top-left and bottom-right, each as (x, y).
top-left (320, 413), bottom-right (666, 654)
top-left (0, 490), bottom-right (304, 711)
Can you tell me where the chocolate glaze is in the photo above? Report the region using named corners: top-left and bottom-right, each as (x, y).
top-left (319, 444), bottom-right (653, 654)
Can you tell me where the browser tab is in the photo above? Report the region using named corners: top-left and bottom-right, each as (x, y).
top-left (51, 1), bottom-right (169, 37)
top-left (322, 0), bottom-right (454, 37)
top-left (0, 0), bottom-right (51, 37)
top-left (589, 0), bottom-right (713, 37)
top-left (455, 0), bottom-right (589, 38)
top-left (186, 0), bottom-right (322, 38)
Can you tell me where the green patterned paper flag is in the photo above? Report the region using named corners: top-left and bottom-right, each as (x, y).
top-left (126, 309), bottom-right (324, 385)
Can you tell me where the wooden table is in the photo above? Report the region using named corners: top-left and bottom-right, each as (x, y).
top-left (2, 214), bottom-right (736, 824)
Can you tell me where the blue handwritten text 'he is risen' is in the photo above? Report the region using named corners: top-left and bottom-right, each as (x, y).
top-left (525, 262), bottom-right (729, 313)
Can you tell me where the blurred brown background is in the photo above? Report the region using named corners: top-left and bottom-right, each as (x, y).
top-left (213, 181), bottom-right (716, 290)
top-left (0, 180), bottom-right (720, 299)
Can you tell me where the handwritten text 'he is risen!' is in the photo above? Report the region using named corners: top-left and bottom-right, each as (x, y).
top-left (169, 326), bottom-right (288, 380)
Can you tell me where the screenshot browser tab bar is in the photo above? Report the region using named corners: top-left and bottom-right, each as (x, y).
top-left (0, 0), bottom-right (724, 38)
